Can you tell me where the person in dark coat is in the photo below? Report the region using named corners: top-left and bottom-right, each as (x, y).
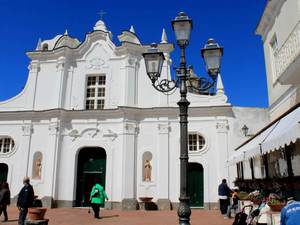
top-left (218, 179), bottom-right (233, 218)
top-left (17, 177), bottom-right (34, 225)
top-left (0, 182), bottom-right (10, 222)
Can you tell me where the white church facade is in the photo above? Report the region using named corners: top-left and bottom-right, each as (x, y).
top-left (0, 18), bottom-right (269, 209)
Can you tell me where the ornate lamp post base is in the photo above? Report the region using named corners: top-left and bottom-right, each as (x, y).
top-left (178, 198), bottom-right (192, 225)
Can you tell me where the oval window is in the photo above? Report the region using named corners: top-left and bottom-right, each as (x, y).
top-left (0, 137), bottom-right (15, 154)
top-left (188, 133), bottom-right (206, 152)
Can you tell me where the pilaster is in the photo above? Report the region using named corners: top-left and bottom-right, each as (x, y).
top-left (26, 61), bottom-right (40, 110)
top-left (66, 66), bottom-right (75, 109)
top-left (215, 120), bottom-right (229, 182)
top-left (124, 56), bottom-right (141, 107)
top-left (56, 56), bottom-right (67, 108)
top-left (121, 121), bottom-right (139, 210)
top-left (157, 122), bottom-right (171, 210)
top-left (47, 118), bottom-right (61, 207)
top-left (21, 122), bottom-right (34, 177)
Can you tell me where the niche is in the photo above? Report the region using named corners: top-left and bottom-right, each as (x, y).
top-left (32, 151), bottom-right (43, 180)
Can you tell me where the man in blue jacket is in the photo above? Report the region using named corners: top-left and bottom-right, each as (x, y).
top-left (280, 197), bottom-right (300, 225)
top-left (218, 179), bottom-right (232, 218)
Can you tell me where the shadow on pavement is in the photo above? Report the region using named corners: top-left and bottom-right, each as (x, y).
top-left (5, 219), bottom-right (18, 222)
top-left (102, 214), bottom-right (120, 219)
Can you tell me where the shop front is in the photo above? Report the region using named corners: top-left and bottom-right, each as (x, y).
top-left (230, 104), bottom-right (300, 200)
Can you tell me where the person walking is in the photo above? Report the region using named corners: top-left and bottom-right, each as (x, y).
top-left (280, 197), bottom-right (300, 225)
top-left (218, 179), bottom-right (232, 218)
top-left (0, 182), bottom-right (10, 222)
top-left (90, 178), bottom-right (108, 219)
top-left (17, 177), bottom-right (34, 225)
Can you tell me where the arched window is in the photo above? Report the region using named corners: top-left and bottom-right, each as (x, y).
top-left (188, 133), bottom-right (206, 152)
top-left (0, 137), bottom-right (15, 154)
top-left (42, 43), bottom-right (48, 51)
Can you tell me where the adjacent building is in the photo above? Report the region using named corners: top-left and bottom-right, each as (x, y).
top-left (231, 0), bottom-right (300, 200)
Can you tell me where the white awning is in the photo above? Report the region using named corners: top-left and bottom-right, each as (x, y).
top-left (261, 106), bottom-right (300, 154)
top-left (229, 106), bottom-right (300, 164)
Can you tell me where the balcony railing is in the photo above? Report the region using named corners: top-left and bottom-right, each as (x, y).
top-left (275, 21), bottom-right (300, 79)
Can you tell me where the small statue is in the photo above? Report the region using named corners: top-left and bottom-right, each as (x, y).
top-left (35, 158), bottom-right (42, 179)
top-left (144, 160), bottom-right (152, 182)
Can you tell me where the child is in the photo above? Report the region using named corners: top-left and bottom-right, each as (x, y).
top-left (227, 188), bottom-right (240, 218)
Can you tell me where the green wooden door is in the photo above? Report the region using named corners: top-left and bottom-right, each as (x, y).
top-left (76, 148), bottom-right (106, 206)
top-left (0, 163), bottom-right (8, 183)
top-left (188, 163), bottom-right (204, 207)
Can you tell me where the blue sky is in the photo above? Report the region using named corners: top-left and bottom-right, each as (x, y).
top-left (0, 0), bottom-right (268, 107)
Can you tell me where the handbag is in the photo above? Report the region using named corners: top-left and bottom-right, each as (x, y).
top-left (92, 189), bottom-right (99, 198)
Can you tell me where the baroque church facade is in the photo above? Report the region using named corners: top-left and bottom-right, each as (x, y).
top-left (0, 18), bottom-right (268, 209)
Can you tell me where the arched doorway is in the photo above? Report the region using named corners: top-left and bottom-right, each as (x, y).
top-left (0, 163), bottom-right (8, 183)
top-left (75, 147), bottom-right (106, 206)
top-left (188, 163), bottom-right (204, 207)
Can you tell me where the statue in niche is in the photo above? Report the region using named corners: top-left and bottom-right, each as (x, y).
top-left (144, 160), bottom-right (152, 182)
top-left (34, 158), bottom-right (42, 179)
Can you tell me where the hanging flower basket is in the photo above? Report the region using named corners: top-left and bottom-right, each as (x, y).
top-left (28, 207), bottom-right (47, 220)
top-left (267, 194), bottom-right (285, 212)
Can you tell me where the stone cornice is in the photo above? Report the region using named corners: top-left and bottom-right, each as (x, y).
top-left (0, 105), bottom-right (235, 121)
top-left (256, 0), bottom-right (286, 40)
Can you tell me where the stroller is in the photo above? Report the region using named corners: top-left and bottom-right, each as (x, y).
top-left (232, 205), bottom-right (260, 225)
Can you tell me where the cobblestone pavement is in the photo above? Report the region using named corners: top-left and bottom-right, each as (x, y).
top-left (3, 206), bottom-right (233, 225)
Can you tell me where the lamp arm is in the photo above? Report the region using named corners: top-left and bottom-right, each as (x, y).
top-left (151, 78), bottom-right (178, 93)
top-left (186, 76), bottom-right (216, 94)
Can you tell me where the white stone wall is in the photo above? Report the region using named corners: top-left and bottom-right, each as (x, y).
top-left (0, 19), bottom-right (270, 208)
top-left (257, 0), bottom-right (300, 119)
top-left (0, 106), bottom-right (268, 207)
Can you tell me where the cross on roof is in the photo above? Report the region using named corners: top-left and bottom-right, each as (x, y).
top-left (97, 10), bottom-right (106, 20)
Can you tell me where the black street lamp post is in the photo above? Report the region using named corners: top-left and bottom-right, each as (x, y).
top-left (142, 12), bottom-right (223, 225)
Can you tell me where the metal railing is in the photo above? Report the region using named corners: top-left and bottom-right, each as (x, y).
top-left (275, 21), bottom-right (300, 79)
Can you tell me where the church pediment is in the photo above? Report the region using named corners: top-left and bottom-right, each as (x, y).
top-left (27, 30), bottom-right (116, 61)
top-left (80, 41), bottom-right (113, 65)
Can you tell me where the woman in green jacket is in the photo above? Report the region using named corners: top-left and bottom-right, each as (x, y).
top-left (90, 180), bottom-right (108, 219)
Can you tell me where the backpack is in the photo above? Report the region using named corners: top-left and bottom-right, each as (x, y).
top-left (232, 211), bottom-right (248, 225)
top-left (232, 205), bottom-right (253, 225)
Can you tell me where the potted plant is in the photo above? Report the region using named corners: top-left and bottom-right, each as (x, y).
top-left (267, 194), bottom-right (285, 212)
top-left (237, 191), bottom-right (249, 200)
top-left (28, 197), bottom-right (47, 220)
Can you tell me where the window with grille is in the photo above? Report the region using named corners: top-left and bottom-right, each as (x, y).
top-left (270, 34), bottom-right (279, 83)
top-left (86, 75), bottom-right (106, 110)
top-left (0, 137), bottom-right (15, 154)
top-left (270, 34), bottom-right (278, 52)
top-left (188, 133), bottom-right (206, 152)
